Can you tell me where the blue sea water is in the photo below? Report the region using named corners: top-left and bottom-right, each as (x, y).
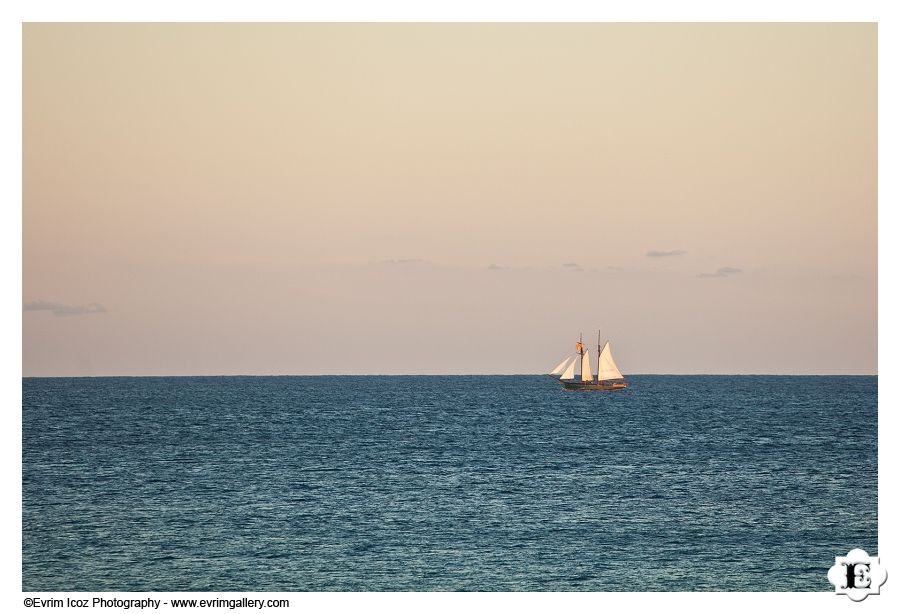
top-left (22, 375), bottom-right (876, 592)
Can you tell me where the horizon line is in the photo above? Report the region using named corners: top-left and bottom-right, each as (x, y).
top-left (21, 373), bottom-right (878, 379)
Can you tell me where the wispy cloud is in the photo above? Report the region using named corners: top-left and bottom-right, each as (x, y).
top-left (647, 249), bottom-right (687, 258)
top-left (23, 301), bottom-right (107, 317)
top-left (383, 258), bottom-right (425, 265)
top-left (700, 267), bottom-right (742, 278)
top-left (561, 262), bottom-right (584, 272)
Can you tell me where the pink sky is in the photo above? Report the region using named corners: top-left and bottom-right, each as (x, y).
top-left (23, 23), bottom-right (876, 375)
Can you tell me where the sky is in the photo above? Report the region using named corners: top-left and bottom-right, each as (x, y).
top-left (22, 22), bottom-right (876, 376)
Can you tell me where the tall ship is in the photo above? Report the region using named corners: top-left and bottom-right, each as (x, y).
top-left (549, 332), bottom-right (629, 391)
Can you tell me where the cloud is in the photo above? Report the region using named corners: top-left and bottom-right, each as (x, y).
top-left (561, 262), bottom-right (584, 272)
top-left (487, 263), bottom-right (504, 270)
top-left (646, 249), bottom-right (687, 258)
top-left (383, 258), bottom-right (424, 265)
top-left (700, 267), bottom-right (742, 278)
top-left (23, 301), bottom-right (107, 317)
top-left (607, 265), bottom-right (624, 271)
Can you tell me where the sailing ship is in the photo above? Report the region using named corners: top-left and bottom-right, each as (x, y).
top-left (549, 332), bottom-right (629, 391)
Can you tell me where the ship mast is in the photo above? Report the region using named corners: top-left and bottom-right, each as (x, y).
top-left (578, 332), bottom-right (592, 383)
top-left (575, 333), bottom-right (585, 378)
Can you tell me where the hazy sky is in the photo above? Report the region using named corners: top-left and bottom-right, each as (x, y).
top-left (23, 23), bottom-right (876, 376)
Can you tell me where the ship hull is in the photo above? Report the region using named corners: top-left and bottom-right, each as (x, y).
top-left (561, 380), bottom-right (628, 391)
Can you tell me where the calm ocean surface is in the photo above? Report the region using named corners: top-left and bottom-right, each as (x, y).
top-left (23, 375), bottom-right (877, 592)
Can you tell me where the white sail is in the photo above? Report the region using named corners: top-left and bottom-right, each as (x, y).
top-left (550, 356), bottom-right (574, 376)
top-left (560, 357), bottom-right (577, 380)
top-left (580, 351), bottom-right (593, 382)
top-left (597, 341), bottom-right (624, 381)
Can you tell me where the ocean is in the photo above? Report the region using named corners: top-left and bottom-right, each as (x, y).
top-left (22, 375), bottom-right (877, 592)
